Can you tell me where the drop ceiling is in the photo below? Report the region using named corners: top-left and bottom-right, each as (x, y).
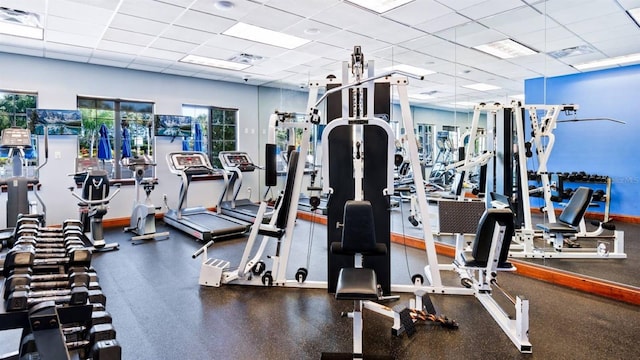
top-left (1, 0), bottom-right (639, 108)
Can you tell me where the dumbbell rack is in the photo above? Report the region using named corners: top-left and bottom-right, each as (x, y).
top-left (1, 217), bottom-right (121, 359)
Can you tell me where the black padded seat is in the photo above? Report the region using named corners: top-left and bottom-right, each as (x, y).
top-left (460, 208), bottom-right (514, 269)
top-left (258, 228), bottom-right (285, 239)
top-left (536, 187), bottom-right (593, 234)
top-left (331, 200), bottom-right (387, 300)
top-left (335, 268), bottom-right (379, 300)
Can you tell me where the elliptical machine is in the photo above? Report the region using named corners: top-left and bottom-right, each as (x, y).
top-left (123, 155), bottom-right (169, 243)
top-left (68, 158), bottom-right (120, 252)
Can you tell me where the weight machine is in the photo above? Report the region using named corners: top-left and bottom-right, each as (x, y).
top-left (507, 104), bottom-right (626, 259)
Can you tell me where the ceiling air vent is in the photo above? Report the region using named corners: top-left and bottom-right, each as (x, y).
top-left (227, 53), bottom-right (264, 64)
top-left (548, 45), bottom-right (595, 59)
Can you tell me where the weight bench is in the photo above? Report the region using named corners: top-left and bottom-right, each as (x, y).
top-left (323, 200), bottom-right (389, 360)
top-left (536, 186), bottom-right (593, 251)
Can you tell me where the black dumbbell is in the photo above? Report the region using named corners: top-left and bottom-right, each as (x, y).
top-left (592, 189), bottom-right (605, 202)
top-left (6, 285), bottom-right (89, 311)
top-left (14, 236), bottom-right (85, 254)
top-left (3, 246), bottom-right (92, 277)
top-left (91, 339), bottom-right (122, 360)
top-left (4, 272), bottom-right (92, 300)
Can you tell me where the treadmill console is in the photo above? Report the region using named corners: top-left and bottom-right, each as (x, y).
top-left (219, 151), bottom-right (256, 172)
top-left (1, 127), bottom-right (32, 148)
top-left (167, 152), bottom-right (214, 175)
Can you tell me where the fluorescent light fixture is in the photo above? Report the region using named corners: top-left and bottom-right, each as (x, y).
top-left (573, 52), bottom-right (640, 70)
top-left (0, 8), bottom-right (43, 39)
top-left (180, 54), bottom-right (251, 71)
top-left (409, 93), bottom-right (434, 100)
top-left (383, 64), bottom-right (435, 77)
top-left (628, 7), bottom-right (640, 26)
top-left (473, 39), bottom-right (537, 59)
top-left (346, 0), bottom-right (414, 13)
top-left (463, 83), bottom-right (501, 91)
top-left (223, 22), bottom-right (310, 49)
top-left (452, 101), bottom-right (478, 107)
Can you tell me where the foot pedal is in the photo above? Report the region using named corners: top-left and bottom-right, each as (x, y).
top-left (198, 258), bottom-right (229, 287)
top-left (399, 308), bottom-right (416, 337)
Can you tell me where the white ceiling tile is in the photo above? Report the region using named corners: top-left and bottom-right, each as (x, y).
top-left (63, 0), bottom-right (121, 11)
top-left (127, 63), bottom-right (167, 72)
top-left (275, 50), bottom-right (318, 64)
top-left (97, 40), bottom-right (142, 55)
top-left (281, 19), bottom-right (342, 40)
top-left (44, 42), bottom-right (93, 56)
top-left (162, 67), bottom-right (199, 77)
top-left (91, 49), bottom-right (136, 62)
top-left (565, 11), bottom-right (636, 34)
top-left (382, 0), bottom-right (454, 26)
top-left (109, 13), bottom-right (169, 36)
top-left (538, 0), bottom-right (620, 24)
top-left (203, 34), bottom-right (254, 52)
top-left (242, 43), bottom-right (290, 58)
top-left (47, 0), bottom-right (114, 25)
top-left (296, 42), bottom-right (350, 60)
top-left (618, 0), bottom-right (640, 8)
top-left (45, 16), bottom-right (106, 37)
top-left (348, 17), bottom-right (426, 44)
top-left (479, 7), bottom-right (551, 36)
top-left (0, 44), bottom-right (43, 57)
top-left (414, 12), bottom-right (472, 33)
top-left (453, 29), bottom-right (506, 47)
top-left (131, 56), bottom-right (174, 68)
top-left (139, 47), bottom-right (185, 61)
top-left (151, 37), bottom-right (198, 53)
top-left (46, 30), bottom-right (100, 48)
top-left (89, 57), bottom-right (132, 68)
top-left (190, 0), bottom-right (262, 20)
top-left (161, 25), bottom-right (214, 44)
top-left (118, 0), bottom-right (186, 23)
top-left (456, 0), bottom-right (528, 20)
top-left (322, 30), bottom-right (391, 53)
top-left (579, 23), bottom-right (639, 43)
top-left (45, 51), bottom-right (90, 63)
top-left (311, 2), bottom-right (382, 30)
top-left (103, 28), bottom-right (155, 47)
top-left (269, 0), bottom-right (342, 17)
top-left (592, 35), bottom-right (640, 56)
top-left (238, 6), bottom-right (304, 31)
top-left (174, 10), bottom-right (236, 33)
top-left (304, 57), bottom-right (339, 68)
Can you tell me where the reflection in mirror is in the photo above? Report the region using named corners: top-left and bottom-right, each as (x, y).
top-left (0, 91), bottom-right (38, 180)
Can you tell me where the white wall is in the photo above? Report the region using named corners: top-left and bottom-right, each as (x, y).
top-left (1, 53), bottom-right (263, 226)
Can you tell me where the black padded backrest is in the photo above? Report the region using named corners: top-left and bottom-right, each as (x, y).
top-left (341, 200), bottom-right (377, 253)
top-left (275, 150), bottom-right (299, 229)
top-left (558, 187), bottom-right (593, 227)
top-left (82, 170), bottom-right (109, 201)
top-left (264, 143), bottom-right (277, 187)
top-left (472, 208), bottom-right (514, 265)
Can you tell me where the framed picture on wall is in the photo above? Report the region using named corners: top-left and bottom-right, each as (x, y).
top-left (154, 115), bottom-right (192, 137)
top-left (26, 109), bottom-right (82, 135)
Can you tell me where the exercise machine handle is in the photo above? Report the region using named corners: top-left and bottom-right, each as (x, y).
top-left (192, 240), bottom-right (214, 259)
top-left (68, 185), bottom-right (121, 206)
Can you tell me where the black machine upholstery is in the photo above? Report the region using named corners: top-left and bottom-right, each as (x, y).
top-left (460, 208), bottom-right (514, 268)
top-left (81, 170), bottom-right (110, 203)
top-left (257, 151), bottom-right (299, 239)
top-left (331, 200), bottom-right (386, 300)
top-left (536, 186), bottom-right (593, 234)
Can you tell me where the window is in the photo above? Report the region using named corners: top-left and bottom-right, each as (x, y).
top-left (182, 105), bottom-right (237, 168)
top-left (77, 97), bottom-right (154, 179)
top-left (0, 91), bottom-right (38, 179)
top-left (0, 91), bottom-right (37, 132)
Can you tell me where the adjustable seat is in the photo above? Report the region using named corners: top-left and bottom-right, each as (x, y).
top-left (324, 200), bottom-right (388, 359)
top-left (536, 187), bottom-right (593, 250)
top-left (459, 208), bottom-right (515, 269)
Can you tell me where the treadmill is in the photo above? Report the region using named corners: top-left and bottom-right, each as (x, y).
top-left (218, 151), bottom-right (272, 223)
top-left (164, 151), bottom-right (250, 242)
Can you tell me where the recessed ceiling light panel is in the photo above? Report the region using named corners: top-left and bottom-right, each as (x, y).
top-left (346, 0), bottom-right (414, 13)
top-left (382, 64), bottom-right (435, 77)
top-left (223, 22), bottom-right (310, 49)
top-left (463, 83), bottom-right (501, 91)
top-left (473, 39), bottom-right (537, 59)
top-left (573, 52), bottom-right (640, 71)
